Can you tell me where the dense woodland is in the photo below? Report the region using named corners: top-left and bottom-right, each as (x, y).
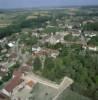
top-left (33, 44), bottom-right (98, 100)
top-left (83, 22), bottom-right (98, 31)
top-left (0, 15), bottom-right (50, 39)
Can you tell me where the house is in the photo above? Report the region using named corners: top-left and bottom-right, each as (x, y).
top-left (84, 31), bottom-right (97, 37)
top-left (55, 31), bottom-right (69, 37)
top-left (0, 65), bottom-right (8, 73)
top-left (40, 34), bottom-right (48, 38)
top-left (89, 32), bottom-right (96, 38)
top-left (45, 49), bottom-right (59, 58)
top-left (45, 33), bottom-right (64, 45)
top-left (8, 41), bottom-right (15, 48)
top-left (12, 69), bottom-right (22, 78)
top-left (66, 24), bottom-right (73, 29)
top-left (2, 70), bottom-right (23, 97)
top-left (32, 46), bottom-right (41, 52)
top-left (0, 65), bottom-right (8, 80)
top-left (32, 32), bottom-right (39, 37)
top-left (39, 35), bottom-right (50, 44)
top-left (88, 46), bottom-right (97, 51)
top-left (70, 29), bottom-right (80, 37)
top-left (50, 51), bottom-right (59, 58)
top-left (2, 68), bottom-right (38, 99)
top-left (1, 49), bottom-right (7, 53)
top-left (0, 38), bottom-right (7, 45)
top-left (72, 32), bottom-right (80, 37)
top-left (82, 45), bottom-right (97, 51)
top-left (11, 76), bottom-right (37, 100)
top-left (32, 48), bottom-right (59, 58)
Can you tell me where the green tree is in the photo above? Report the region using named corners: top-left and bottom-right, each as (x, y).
top-left (33, 57), bottom-right (42, 71)
top-left (44, 57), bottom-right (55, 70)
top-left (42, 57), bottom-right (55, 79)
top-left (94, 90), bottom-right (98, 100)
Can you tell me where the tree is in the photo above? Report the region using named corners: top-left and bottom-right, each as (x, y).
top-left (64, 34), bottom-right (72, 41)
top-left (88, 36), bottom-right (98, 46)
top-left (2, 72), bottom-right (12, 82)
top-left (94, 90), bottom-right (98, 100)
top-left (42, 57), bottom-right (55, 79)
top-left (0, 80), bottom-right (3, 86)
top-left (44, 57), bottom-right (55, 70)
top-left (33, 57), bottom-right (42, 71)
top-left (83, 22), bottom-right (98, 31)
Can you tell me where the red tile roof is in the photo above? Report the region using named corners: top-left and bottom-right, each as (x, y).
top-left (13, 69), bottom-right (22, 77)
top-left (4, 72), bottom-right (23, 93)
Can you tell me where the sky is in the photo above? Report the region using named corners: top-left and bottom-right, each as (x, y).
top-left (0, 0), bottom-right (98, 9)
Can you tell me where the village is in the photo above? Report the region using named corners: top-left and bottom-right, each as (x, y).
top-left (0, 25), bottom-right (97, 100)
top-left (0, 7), bottom-right (98, 100)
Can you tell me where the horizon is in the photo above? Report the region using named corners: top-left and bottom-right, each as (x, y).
top-left (0, 0), bottom-right (98, 9)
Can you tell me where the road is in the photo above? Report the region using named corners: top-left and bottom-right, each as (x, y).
top-left (53, 77), bottom-right (73, 100)
top-left (26, 73), bottom-right (59, 89)
top-left (80, 33), bottom-right (87, 46)
top-left (24, 72), bottom-right (73, 90)
top-left (23, 72), bottom-right (73, 100)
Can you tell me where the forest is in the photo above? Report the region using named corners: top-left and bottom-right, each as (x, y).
top-left (33, 44), bottom-right (98, 100)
